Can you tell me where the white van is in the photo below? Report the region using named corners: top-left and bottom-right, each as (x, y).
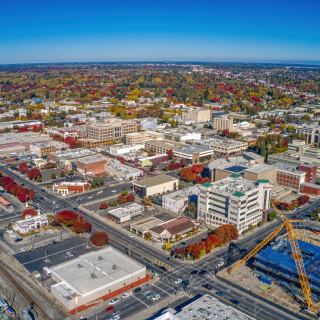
top-left (43, 267), bottom-right (52, 275)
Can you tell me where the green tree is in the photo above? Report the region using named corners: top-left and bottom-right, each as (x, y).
top-left (187, 202), bottom-right (197, 218)
top-left (51, 173), bottom-right (56, 179)
top-left (60, 171), bottom-right (65, 177)
top-left (69, 170), bottom-right (74, 175)
top-left (121, 190), bottom-right (128, 196)
top-left (268, 211), bottom-right (277, 221)
top-left (8, 163), bottom-right (16, 169)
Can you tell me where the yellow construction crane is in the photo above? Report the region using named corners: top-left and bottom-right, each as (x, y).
top-left (228, 203), bottom-right (318, 314)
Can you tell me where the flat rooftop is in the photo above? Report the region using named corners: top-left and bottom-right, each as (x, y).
top-left (53, 149), bottom-right (96, 159)
top-left (244, 164), bottom-right (276, 174)
top-left (174, 144), bottom-right (212, 154)
top-left (176, 294), bottom-right (253, 320)
top-left (51, 247), bottom-right (145, 295)
top-left (133, 175), bottom-right (178, 187)
top-left (146, 139), bottom-right (184, 149)
top-left (273, 162), bottom-right (306, 175)
top-left (77, 156), bottom-right (106, 164)
top-left (201, 176), bottom-right (258, 195)
top-left (163, 186), bottom-right (198, 201)
top-left (198, 137), bottom-right (247, 148)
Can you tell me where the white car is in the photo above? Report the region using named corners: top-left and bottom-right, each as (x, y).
top-left (10, 233), bottom-right (17, 238)
top-left (128, 233), bottom-right (133, 238)
top-left (175, 278), bottom-right (182, 285)
top-left (218, 261), bottom-right (224, 267)
top-left (121, 291), bottom-right (132, 299)
top-left (97, 191), bottom-right (103, 194)
top-left (152, 294), bottom-right (160, 301)
top-left (109, 298), bottom-right (119, 305)
top-left (112, 190), bottom-right (117, 193)
top-left (21, 248), bottom-right (25, 252)
top-left (110, 315), bottom-right (120, 320)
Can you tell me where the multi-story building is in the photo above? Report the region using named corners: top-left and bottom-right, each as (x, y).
top-left (173, 145), bottom-right (213, 164)
top-left (145, 139), bottom-right (184, 155)
top-left (85, 119), bottom-right (137, 147)
top-left (298, 164), bottom-right (317, 184)
top-left (197, 177), bottom-right (271, 232)
top-left (273, 162), bottom-right (306, 190)
top-left (212, 115), bottom-right (233, 132)
top-left (125, 131), bottom-right (163, 145)
top-left (181, 108), bottom-right (211, 123)
top-left (30, 141), bottom-right (68, 157)
top-left (197, 138), bottom-right (248, 156)
top-left (52, 181), bottom-right (89, 195)
top-left (287, 139), bottom-right (309, 155)
top-left (296, 124), bottom-right (320, 145)
top-left (49, 149), bottom-right (97, 168)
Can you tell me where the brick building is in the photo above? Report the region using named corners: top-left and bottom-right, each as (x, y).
top-left (52, 181), bottom-right (89, 195)
top-left (273, 163), bottom-right (306, 191)
top-left (76, 156), bottom-right (108, 176)
top-left (298, 164), bottom-right (317, 184)
top-left (300, 182), bottom-right (320, 195)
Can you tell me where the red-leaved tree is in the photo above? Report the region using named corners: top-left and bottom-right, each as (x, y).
top-left (73, 217), bottom-right (92, 234)
top-left (56, 210), bottom-right (79, 227)
top-left (22, 208), bottom-right (37, 219)
top-left (91, 232), bottom-right (109, 247)
top-left (99, 202), bottom-right (109, 209)
top-left (28, 168), bottom-right (41, 180)
top-left (126, 193), bottom-right (135, 202)
top-left (19, 163), bottom-right (29, 174)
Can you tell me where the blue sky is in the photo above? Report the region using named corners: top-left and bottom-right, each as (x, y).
top-left (0, 0), bottom-right (319, 64)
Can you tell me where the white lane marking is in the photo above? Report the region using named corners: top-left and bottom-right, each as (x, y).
top-left (152, 283), bottom-right (172, 296)
top-left (132, 295), bottom-right (149, 307)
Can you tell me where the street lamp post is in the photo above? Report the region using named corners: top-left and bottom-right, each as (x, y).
top-left (75, 295), bottom-right (78, 316)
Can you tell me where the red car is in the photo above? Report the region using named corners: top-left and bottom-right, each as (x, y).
top-left (313, 231), bottom-right (320, 235)
top-left (106, 306), bottom-right (114, 312)
top-left (78, 211), bottom-right (83, 214)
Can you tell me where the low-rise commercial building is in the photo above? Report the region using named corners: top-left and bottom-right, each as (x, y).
top-left (30, 141), bottom-right (68, 157)
top-left (52, 181), bottom-right (89, 195)
top-left (243, 164), bottom-right (277, 184)
top-left (162, 186), bottom-right (198, 214)
top-left (163, 130), bottom-right (201, 142)
top-left (148, 217), bottom-right (196, 243)
top-left (76, 156), bottom-right (108, 176)
top-left (125, 131), bottom-right (163, 145)
top-left (139, 154), bottom-right (169, 167)
top-left (108, 203), bottom-right (144, 224)
top-left (173, 145), bottom-right (213, 164)
top-left (0, 145), bottom-right (26, 158)
top-left (197, 177), bottom-right (271, 232)
top-left (49, 149), bottom-right (97, 168)
top-left (145, 139), bottom-right (184, 155)
top-left (103, 144), bottom-right (144, 157)
top-left (14, 213), bottom-right (49, 234)
top-left (133, 175), bottom-right (179, 197)
top-left (51, 247), bottom-right (147, 311)
top-left (104, 159), bottom-right (143, 181)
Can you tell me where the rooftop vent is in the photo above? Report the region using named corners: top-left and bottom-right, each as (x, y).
top-left (112, 265), bottom-right (118, 270)
top-left (78, 264), bottom-right (83, 268)
top-left (91, 274), bottom-right (97, 279)
top-left (98, 256), bottom-right (104, 261)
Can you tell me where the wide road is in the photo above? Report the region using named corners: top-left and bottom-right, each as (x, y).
top-left (2, 165), bottom-right (320, 320)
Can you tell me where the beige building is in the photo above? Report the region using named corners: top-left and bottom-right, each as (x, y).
top-left (199, 138), bottom-right (248, 156)
top-left (182, 108), bottom-right (211, 123)
top-left (30, 141), bottom-right (68, 157)
top-left (125, 131), bottom-right (163, 145)
top-left (213, 115), bottom-right (233, 132)
top-left (145, 139), bottom-right (184, 155)
top-left (243, 164), bottom-right (277, 184)
top-left (86, 119), bottom-right (137, 144)
top-left (133, 175), bottom-right (179, 197)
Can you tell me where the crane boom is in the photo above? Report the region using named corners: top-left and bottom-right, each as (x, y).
top-left (272, 204), bottom-right (317, 313)
top-left (228, 223), bottom-right (285, 274)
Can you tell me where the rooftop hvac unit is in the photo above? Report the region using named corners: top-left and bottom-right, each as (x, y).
top-left (112, 265), bottom-right (118, 270)
top-left (98, 256), bottom-right (104, 261)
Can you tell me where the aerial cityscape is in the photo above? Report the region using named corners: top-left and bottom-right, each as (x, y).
top-left (0, 1), bottom-right (320, 320)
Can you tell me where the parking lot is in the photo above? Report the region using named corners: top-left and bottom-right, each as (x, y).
top-left (13, 235), bottom-right (100, 276)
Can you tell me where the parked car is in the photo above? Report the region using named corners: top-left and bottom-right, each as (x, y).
top-left (152, 294), bottom-right (160, 301)
top-left (145, 292), bottom-right (155, 299)
top-left (191, 270), bottom-right (198, 275)
top-left (9, 233), bottom-right (17, 238)
top-left (66, 251), bottom-right (73, 256)
top-left (20, 248), bottom-right (25, 252)
top-left (112, 309), bottom-right (120, 316)
top-left (218, 261), bottom-right (224, 267)
top-left (199, 270), bottom-right (206, 275)
top-left (134, 287), bottom-right (141, 293)
top-left (110, 315), bottom-right (120, 320)
top-left (142, 284), bottom-right (149, 289)
top-left (121, 291), bottom-right (132, 299)
top-left (159, 266), bottom-right (167, 271)
top-left (230, 299), bottom-right (240, 305)
top-left (14, 238), bottom-right (23, 242)
top-left (128, 233), bottom-right (133, 238)
top-left (182, 280), bottom-right (189, 286)
top-left (146, 266), bottom-right (153, 272)
top-left (52, 241), bottom-right (58, 244)
top-left (109, 298), bottom-right (119, 305)
top-left (174, 278), bottom-right (182, 285)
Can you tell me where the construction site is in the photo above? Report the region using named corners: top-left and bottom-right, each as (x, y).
top-left (222, 203), bottom-right (320, 318)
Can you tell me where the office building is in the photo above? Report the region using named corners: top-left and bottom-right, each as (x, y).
top-left (145, 139), bottom-right (184, 155)
top-left (273, 163), bottom-right (306, 190)
top-left (181, 108), bottom-right (211, 123)
top-left (212, 115), bottom-right (233, 132)
top-left (197, 177), bottom-right (271, 232)
top-left (173, 145), bottom-right (213, 164)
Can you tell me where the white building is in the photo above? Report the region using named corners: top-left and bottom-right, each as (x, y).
top-left (198, 138), bottom-right (248, 156)
top-left (213, 115), bottom-right (233, 132)
top-left (197, 176), bottom-right (271, 233)
top-left (173, 145), bottom-right (213, 164)
top-left (104, 159), bottom-right (143, 181)
top-left (108, 203), bottom-right (144, 224)
top-left (14, 213), bottom-right (49, 234)
top-left (139, 117), bottom-right (158, 130)
top-left (104, 144), bottom-right (144, 156)
top-left (162, 186), bottom-right (198, 214)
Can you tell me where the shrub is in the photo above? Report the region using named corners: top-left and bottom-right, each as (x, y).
top-left (99, 202), bottom-right (109, 209)
top-left (91, 232), bottom-right (109, 247)
top-left (109, 200), bottom-right (117, 206)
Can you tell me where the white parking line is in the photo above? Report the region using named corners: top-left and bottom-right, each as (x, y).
top-left (152, 283), bottom-right (172, 296)
top-left (132, 295), bottom-right (149, 307)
